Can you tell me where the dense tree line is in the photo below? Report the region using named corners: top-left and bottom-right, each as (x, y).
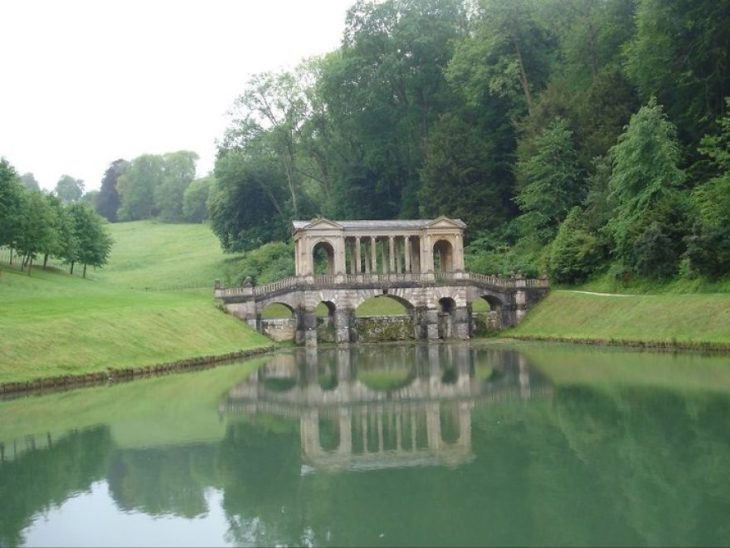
top-left (210, 0), bottom-right (730, 284)
top-left (94, 152), bottom-right (212, 224)
top-left (0, 159), bottom-right (113, 276)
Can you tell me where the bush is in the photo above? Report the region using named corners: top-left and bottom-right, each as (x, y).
top-left (548, 207), bottom-right (601, 284)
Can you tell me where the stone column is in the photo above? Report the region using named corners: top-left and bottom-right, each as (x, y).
top-left (380, 238), bottom-right (387, 274)
top-left (395, 237), bottom-right (402, 273)
top-left (371, 236), bottom-right (377, 274)
top-left (335, 307), bottom-right (352, 344)
top-left (453, 306), bottom-right (471, 340)
top-left (388, 236), bottom-right (395, 273)
top-left (404, 236), bottom-right (411, 273)
top-left (354, 237), bottom-right (361, 275)
top-left (426, 308), bottom-right (440, 340)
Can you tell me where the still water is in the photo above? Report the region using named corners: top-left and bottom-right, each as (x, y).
top-left (1, 342), bottom-right (730, 547)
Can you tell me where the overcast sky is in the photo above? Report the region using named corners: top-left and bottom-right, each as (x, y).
top-left (0, 0), bottom-right (354, 192)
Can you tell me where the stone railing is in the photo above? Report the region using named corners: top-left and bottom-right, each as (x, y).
top-left (214, 271), bottom-right (549, 299)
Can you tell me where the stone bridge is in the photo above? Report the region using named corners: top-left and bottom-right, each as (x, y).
top-left (214, 217), bottom-right (549, 344)
top-left (214, 271), bottom-right (549, 344)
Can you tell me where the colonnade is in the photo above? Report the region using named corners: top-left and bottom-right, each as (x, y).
top-left (343, 235), bottom-right (422, 275)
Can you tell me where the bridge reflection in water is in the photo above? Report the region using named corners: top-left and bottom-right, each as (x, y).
top-left (221, 344), bottom-right (553, 474)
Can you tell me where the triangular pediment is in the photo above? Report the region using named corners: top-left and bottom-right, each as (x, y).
top-left (427, 216), bottom-right (466, 229)
top-left (294, 218), bottom-right (344, 231)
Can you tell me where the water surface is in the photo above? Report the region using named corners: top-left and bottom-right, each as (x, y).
top-left (1, 343), bottom-right (729, 546)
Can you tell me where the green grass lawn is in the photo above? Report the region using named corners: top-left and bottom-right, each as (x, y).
top-left (509, 290), bottom-right (730, 347)
top-left (0, 221), bottom-right (270, 384)
top-left (87, 220), bottom-right (240, 290)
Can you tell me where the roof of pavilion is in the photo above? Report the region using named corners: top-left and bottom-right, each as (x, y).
top-left (292, 216), bottom-right (466, 232)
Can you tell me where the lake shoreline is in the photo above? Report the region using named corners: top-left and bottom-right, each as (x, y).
top-left (0, 345), bottom-right (276, 397)
top-left (504, 334), bottom-right (730, 354)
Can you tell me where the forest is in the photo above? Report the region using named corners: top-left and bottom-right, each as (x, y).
top-left (206, 0), bottom-right (730, 285)
top-left (4, 0), bottom-right (729, 286)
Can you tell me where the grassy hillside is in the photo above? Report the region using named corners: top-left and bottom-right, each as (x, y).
top-left (88, 220), bottom-right (237, 290)
top-left (509, 290), bottom-right (730, 348)
top-left (0, 222), bottom-right (270, 385)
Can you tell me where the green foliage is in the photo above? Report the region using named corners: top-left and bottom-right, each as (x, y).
top-left (182, 176), bottom-right (213, 223)
top-left (623, 0), bottom-right (730, 144)
top-left (606, 99), bottom-right (688, 275)
top-left (516, 118), bottom-right (582, 240)
top-left (685, 224), bottom-right (730, 280)
top-left (117, 154), bottom-right (164, 221)
top-left (221, 241), bottom-right (294, 286)
top-left (0, 158), bottom-right (24, 249)
top-left (156, 151), bottom-right (199, 222)
top-left (548, 207), bottom-right (601, 284)
top-left (209, 152), bottom-right (289, 252)
top-left (54, 175), bottom-right (84, 204)
top-left (96, 159), bottom-right (127, 222)
top-left (19, 172), bottom-right (40, 192)
top-left (419, 113), bottom-right (510, 230)
top-left (65, 204), bottom-right (113, 276)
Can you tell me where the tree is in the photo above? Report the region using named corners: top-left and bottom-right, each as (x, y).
top-left (96, 159), bottom-right (127, 222)
top-left (65, 204), bottom-right (113, 277)
top-left (20, 172), bottom-right (40, 192)
top-left (623, 0), bottom-right (730, 145)
top-left (209, 152), bottom-right (289, 252)
top-left (447, 0), bottom-right (555, 117)
top-left (548, 207), bottom-right (601, 284)
top-left (419, 113), bottom-right (511, 232)
top-left (515, 118), bottom-right (582, 241)
top-left (155, 151), bottom-right (198, 222)
top-left (0, 159), bottom-right (25, 268)
top-left (607, 99), bottom-right (689, 278)
top-left (182, 177), bottom-right (213, 223)
top-left (54, 175), bottom-right (84, 204)
top-left (14, 190), bottom-right (58, 274)
top-left (117, 155), bottom-right (164, 221)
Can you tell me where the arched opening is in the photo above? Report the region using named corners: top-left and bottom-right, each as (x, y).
top-left (354, 294), bottom-right (415, 342)
top-left (312, 241), bottom-right (335, 276)
top-left (261, 302), bottom-right (294, 319)
top-left (315, 300), bottom-right (337, 343)
top-left (438, 297), bottom-right (456, 339)
top-left (354, 295), bottom-right (411, 317)
top-left (259, 302), bottom-right (296, 342)
top-left (433, 239), bottom-right (454, 273)
top-left (471, 295), bottom-right (503, 335)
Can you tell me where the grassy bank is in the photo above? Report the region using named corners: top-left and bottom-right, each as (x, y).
top-left (509, 290), bottom-right (730, 349)
top-left (0, 221), bottom-right (270, 385)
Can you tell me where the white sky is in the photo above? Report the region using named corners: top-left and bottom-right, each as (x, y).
top-left (0, 0), bottom-right (354, 192)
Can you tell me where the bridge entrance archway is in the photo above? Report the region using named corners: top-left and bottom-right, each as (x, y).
top-left (433, 239), bottom-right (454, 273)
top-left (312, 241), bottom-right (336, 275)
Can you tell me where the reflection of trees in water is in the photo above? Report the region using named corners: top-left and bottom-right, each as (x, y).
top-left (0, 427), bottom-right (112, 547)
top-left (107, 444), bottom-right (219, 519)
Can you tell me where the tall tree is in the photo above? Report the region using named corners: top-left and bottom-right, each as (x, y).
top-left (14, 190), bottom-right (58, 274)
top-left (154, 151), bottom-right (198, 222)
top-left (65, 204), bottom-right (113, 277)
top-left (117, 155), bottom-right (164, 221)
top-left (624, 0), bottom-right (730, 145)
top-left (0, 159), bottom-right (24, 258)
top-left (96, 159), bottom-right (127, 222)
top-left (515, 118), bottom-right (582, 241)
top-left (54, 175), bottom-right (84, 204)
top-left (20, 172), bottom-right (40, 192)
top-left (182, 176), bottom-right (213, 223)
top-left (607, 99), bottom-right (688, 278)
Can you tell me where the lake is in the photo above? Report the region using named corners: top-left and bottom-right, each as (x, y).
top-left (1, 342), bottom-right (729, 546)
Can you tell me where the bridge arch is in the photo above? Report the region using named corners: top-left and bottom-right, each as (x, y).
top-left (260, 301), bottom-right (295, 318)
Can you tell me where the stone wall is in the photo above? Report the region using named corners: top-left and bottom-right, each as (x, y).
top-left (354, 316), bottom-right (414, 342)
top-left (261, 318), bottom-right (296, 342)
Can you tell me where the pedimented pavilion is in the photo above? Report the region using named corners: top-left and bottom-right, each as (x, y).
top-left (292, 216), bottom-right (466, 277)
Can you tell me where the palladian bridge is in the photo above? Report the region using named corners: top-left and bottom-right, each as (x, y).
top-left (214, 217), bottom-right (549, 345)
